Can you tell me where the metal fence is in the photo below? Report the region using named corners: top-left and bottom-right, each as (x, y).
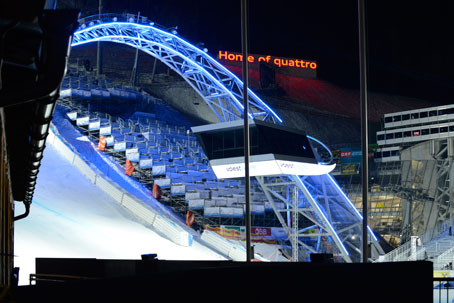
top-left (434, 277), bottom-right (454, 303)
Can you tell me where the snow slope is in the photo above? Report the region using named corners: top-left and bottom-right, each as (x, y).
top-left (14, 139), bottom-right (226, 286)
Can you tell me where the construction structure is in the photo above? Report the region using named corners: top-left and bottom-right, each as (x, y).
top-left (348, 105), bottom-right (454, 246)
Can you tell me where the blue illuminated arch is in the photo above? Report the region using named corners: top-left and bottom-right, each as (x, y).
top-left (71, 14), bottom-right (282, 124)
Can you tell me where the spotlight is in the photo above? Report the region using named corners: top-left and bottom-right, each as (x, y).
top-left (89, 21), bottom-right (94, 26)
top-left (149, 22), bottom-right (154, 26)
top-left (113, 17), bottom-right (117, 21)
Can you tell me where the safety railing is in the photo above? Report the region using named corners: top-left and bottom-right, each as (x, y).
top-left (420, 217), bottom-right (454, 245)
top-left (376, 236), bottom-right (418, 262)
top-left (434, 246), bottom-right (454, 270)
top-left (46, 126), bottom-right (193, 247)
top-left (434, 277), bottom-right (454, 303)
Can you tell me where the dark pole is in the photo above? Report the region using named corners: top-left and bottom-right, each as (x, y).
top-left (358, 0), bottom-right (369, 263)
top-left (96, 0), bottom-right (103, 78)
top-left (131, 12), bottom-right (141, 87)
top-left (241, 0), bottom-right (252, 262)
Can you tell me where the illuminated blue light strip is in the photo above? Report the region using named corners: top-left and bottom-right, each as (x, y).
top-left (307, 135), bottom-right (333, 165)
top-left (72, 20), bottom-right (281, 123)
top-left (326, 174), bottom-right (378, 241)
top-left (72, 34), bottom-right (251, 119)
top-left (294, 175), bottom-right (350, 257)
top-left (298, 224), bottom-right (317, 233)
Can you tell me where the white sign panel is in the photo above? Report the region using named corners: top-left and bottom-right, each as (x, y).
top-left (105, 136), bottom-right (114, 146)
top-left (67, 111), bottom-right (77, 121)
top-left (126, 152), bottom-right (140, 162)
top-left (211, 160), bottom-right (336, 179)
top-left (125, 147), bottom-right (139, 157)
top-left (76, 116), bottom-right (89, 126)
top-left (100, 125), bottom-right (111, 136)
top-left (276, 160), bottom-right (336, 176)
top-left (88, 120), bottom-right (100, 131)
top-left (139, 158), bottom-right (153, 169)
top-left (113, 141), bottom-right (126, 152)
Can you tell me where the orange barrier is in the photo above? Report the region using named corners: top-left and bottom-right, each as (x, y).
top-left (98, 136), bottom-right (106, 151)
top-left (152, 183), bottom-right (161, 200)
top-left (125, 159), bottom-right (134, 176)
top-left (186, 210), bottom-right (195, 226)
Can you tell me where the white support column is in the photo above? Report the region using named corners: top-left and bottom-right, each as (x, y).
top-left (292, 186), bottom-right (299, 262)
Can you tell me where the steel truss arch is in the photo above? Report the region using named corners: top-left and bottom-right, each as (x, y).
top-left (71, 14), bottom-right (282, 124)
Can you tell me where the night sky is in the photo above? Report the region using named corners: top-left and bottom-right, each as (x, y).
top-left (59, 0), bottom-right (454, 105)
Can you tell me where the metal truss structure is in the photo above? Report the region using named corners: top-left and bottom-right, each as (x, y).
top-left (257, 174), bottom-right (382, 262)
top-left (433, 139), bottom-right (454, 225)
top-left (397, 138), bottom-right (454, 242)
top-left (70, 13), bottom-right (382, 262)
top-left (71, 13), bottom-right (282, 124)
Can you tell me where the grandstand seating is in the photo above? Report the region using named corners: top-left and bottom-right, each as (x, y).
top-left (58, 69), bottom-right (284, 230)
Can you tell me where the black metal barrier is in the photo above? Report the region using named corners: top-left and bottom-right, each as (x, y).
top-left (10, 258), bottom-right (433, 302)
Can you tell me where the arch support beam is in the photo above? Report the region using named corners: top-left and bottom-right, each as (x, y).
top-left (71, 14), bottom-right (282, 124)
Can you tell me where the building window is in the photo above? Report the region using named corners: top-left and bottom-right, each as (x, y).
top-left (377, 134), bottom-right (385, 141)
top-left (386, 133), bottom-right (394, 139)
top-left (420, 112), bottom-right (428, 118)
top-left (402, 114), bottom-right (410, 121)
top-left (438, 108), bottom-right (454, 115)
top-left (394, 132), bottom-right (403, 138)
top-left (393, 116), bottom-right (401, 122)
top-left (431, 128), bottom-right (439, 134)
top-left (422, 129), bottom-right (430, 135)
top-left (412, 130), bottom-right (420, 136)
top-left (429, 110), bottom-right (437, 117)
top-left (411, 113), bottom-right (419, 119)
top-left (440, 127), bottom-right (448, 133)
top-left (403, 131), bottom-right (411, 137)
